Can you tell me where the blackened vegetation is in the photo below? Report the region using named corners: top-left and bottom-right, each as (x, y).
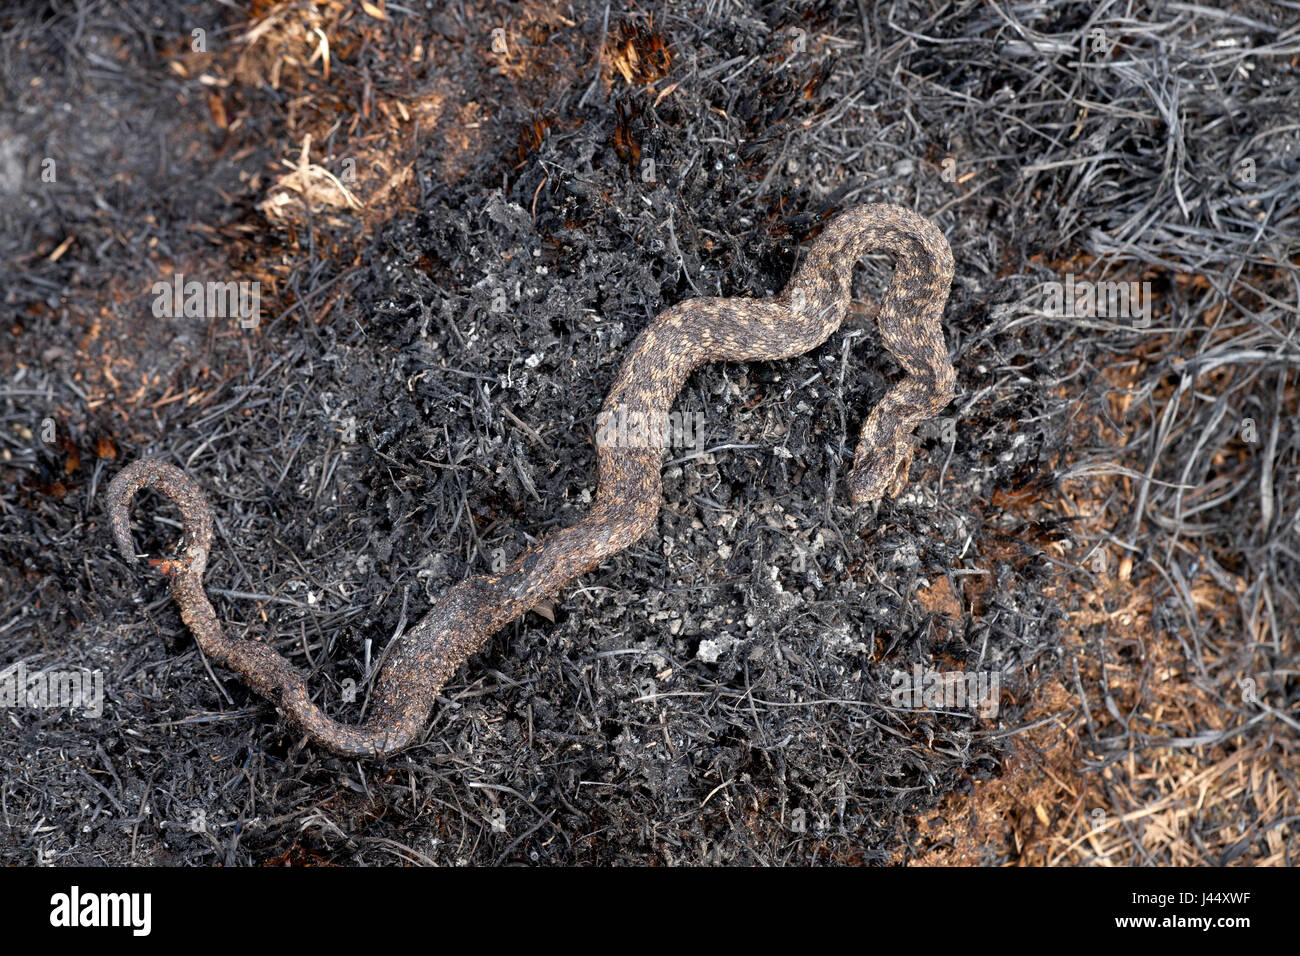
top-left (0, 0), bottom-right (1295, 866)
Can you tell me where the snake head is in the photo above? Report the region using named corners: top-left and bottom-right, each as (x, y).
top-left (848, 438), bottom-right (914, 503)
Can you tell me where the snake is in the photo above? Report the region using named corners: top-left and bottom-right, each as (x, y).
top-left (106, 203), bottom-right (956, 757)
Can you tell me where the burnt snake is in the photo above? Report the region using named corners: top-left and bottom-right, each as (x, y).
top-left (106, 204), bottom-right (956, 756)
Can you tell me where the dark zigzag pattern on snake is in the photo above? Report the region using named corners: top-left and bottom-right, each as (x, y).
top-left (106, 203), bottom-right (956, 756)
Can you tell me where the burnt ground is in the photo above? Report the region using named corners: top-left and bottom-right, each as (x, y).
top-left (0, 0), bottom-right (1296, 866)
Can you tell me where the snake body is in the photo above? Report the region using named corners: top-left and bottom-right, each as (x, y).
top-left (106, 204), bottom-right (955, 756)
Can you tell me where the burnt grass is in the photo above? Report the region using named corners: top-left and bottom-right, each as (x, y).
top-left (0, 0), bottom-right (1296, 865)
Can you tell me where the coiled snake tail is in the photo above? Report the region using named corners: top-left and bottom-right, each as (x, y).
top-left (106, 203), bottom-right (956, 756)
